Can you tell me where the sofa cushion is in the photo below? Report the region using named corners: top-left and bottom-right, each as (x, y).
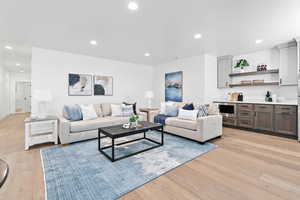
top-left (178, 109), bottom-right (198, 121)
top-left (165, 117), bottom-right (198, 131)
top-left (101, 103), bottom-right (112, 116)
top-left (79, 104), bottom-right (98, 120)
top-left (63, 105), bottom-right (82, 121)
top-left (70, 116), bottom-right (129, 133)
top-left (93, 104), bottom-right (103, 117)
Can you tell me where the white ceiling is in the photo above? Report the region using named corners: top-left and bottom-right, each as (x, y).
top-left (1, 0), bottom-right (300, 67)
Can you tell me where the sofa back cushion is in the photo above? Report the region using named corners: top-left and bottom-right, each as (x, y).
top-left (178, 109), bottom-right (198, 121)
top-left (111, 104), bottom-right (123, 117)
top-left (101, 103), bottom-right (112, 116)
top-left (93, 104), bottom-right (103, 117)
top-left (79, 104), bottom-right (98, 120)
top-left (63, 105), bottom-right (83, 121)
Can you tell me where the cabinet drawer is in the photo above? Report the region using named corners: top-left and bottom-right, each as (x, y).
top-left (29, 121), bottom-right (55, 136)
top-left (223, 117), bottom-right (237, 126)
top-left (238, 110), bottom-right (254, 118)
top-left (238, 104), bottom-right (253, 111)
top-left (254, 105), bottom-right (273, 112)
top-left (238, 118), bottom-right (254, 128)
top-left (275, 105), bottom-right (296, 114)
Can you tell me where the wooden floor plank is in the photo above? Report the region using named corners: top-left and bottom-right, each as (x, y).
top-left (0, 114), bottom-right (299, 200)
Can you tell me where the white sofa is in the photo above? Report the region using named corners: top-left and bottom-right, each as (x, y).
top-left (149, 104), bottom-right (222, 143)
top-left (58, 103), bottom-right (145, 144)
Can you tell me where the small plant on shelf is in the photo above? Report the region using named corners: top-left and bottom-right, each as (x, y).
top-left (234, 59), bottom-right (250, 71)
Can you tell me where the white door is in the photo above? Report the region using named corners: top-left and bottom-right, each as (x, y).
top-left (15, 81), bottom-right (31, 113)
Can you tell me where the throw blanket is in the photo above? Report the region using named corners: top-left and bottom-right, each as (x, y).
top-left (154, 114), bottom-right (169, 125)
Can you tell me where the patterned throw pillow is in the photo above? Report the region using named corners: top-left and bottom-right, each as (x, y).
top-left (197, 105), bottom-right (209, 117)
top-left (122, 104), bottom-right (134, 116)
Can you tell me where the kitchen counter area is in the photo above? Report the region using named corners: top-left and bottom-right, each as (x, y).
top-left (213, 100), bottom-right (298, 139)
top-left (213, 100), bottom-right (297, 106)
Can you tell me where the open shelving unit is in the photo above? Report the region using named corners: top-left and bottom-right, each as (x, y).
top-left (229, 81), bottom-right (280, 88)
top-left (229, 69), bottom-right (279, 77)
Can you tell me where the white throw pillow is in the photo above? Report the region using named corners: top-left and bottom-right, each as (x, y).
top-left (79, 104), bottom-right (98, 120)
top-left (178, 109), bottom-right (199, 121)
top-left (111, 104), bottom-right (123, 116)
top-left (159, 102), bottom-right (166, 114)
top-left (122, 104), bottom-right (134, 116)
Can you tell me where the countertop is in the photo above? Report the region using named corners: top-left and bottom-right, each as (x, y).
top-left (213, 100), bottom-right (298, 106)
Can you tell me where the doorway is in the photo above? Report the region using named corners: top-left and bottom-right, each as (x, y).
top-left (15, 81), bottom-right (31, 113)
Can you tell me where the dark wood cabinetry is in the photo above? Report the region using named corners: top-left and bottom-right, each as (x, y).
top-left (254, 105), bottom-right (274, 132)
top-left (220, 102), bottom-right (297, 138)
top-left (237, 104), bottom-right (254, 128)
top-left (274, 106), bottom-right (297, 136)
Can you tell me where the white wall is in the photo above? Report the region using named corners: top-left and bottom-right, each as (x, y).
top-left (31, 47), bottom-right (153, 115)
top-left (0, 53), bottom-right (10, 118)
top-left (9, 72), bottom-right (31, 113)
top-left (152, 56), bottom-right (206, 106)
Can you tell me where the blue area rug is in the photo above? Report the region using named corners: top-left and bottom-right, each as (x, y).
top-left (41, 131), bottom-right (217, 200)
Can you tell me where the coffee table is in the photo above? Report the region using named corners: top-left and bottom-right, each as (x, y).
top-left (98, 121), bottom-right (163, 162)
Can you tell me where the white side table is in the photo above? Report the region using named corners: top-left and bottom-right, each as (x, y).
top-left (24, 116), bottom-right (58, 150)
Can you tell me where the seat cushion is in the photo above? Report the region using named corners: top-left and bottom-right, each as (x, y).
top-left (70, 116), bottom-right (129, 133)
top-left (165, 117), bottom-right (198, 131)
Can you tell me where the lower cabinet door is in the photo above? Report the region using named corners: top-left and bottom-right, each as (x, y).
top-left (274, 112), bottom-right (297, 136)
top-left (254, 111), bottom-right (274, 131)
top-left (238, 118), bottom-right (253, 128)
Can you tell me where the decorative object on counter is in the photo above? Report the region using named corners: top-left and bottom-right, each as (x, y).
top-left (237, 93), bottom-right (243, 101)
top-left (265, 91), bottom-right (273, 102)
top-left (257, 64), bottom-right (268, 71)
top-left (129, 114), bottom-right (140, 128)
top-left (234, 59), bottom-right (250, 72)
top-left (227, 92), bottom-right (239, 101)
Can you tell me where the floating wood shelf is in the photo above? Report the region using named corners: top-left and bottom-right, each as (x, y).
top-left (229, 81), bottom-right (280, 87)
top-left (229, 69), bottom-right (279, 77)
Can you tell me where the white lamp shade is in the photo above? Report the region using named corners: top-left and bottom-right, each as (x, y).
top-left (145, 91), bottom-right (154, 99)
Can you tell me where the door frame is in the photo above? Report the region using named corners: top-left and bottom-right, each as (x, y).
top-left (13, 80), bottom-right (31, 114)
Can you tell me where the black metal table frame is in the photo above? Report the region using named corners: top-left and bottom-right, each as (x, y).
top-left (98, 126), bottom-right (164, 162)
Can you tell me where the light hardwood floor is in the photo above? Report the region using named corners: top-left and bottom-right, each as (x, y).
top-left (0, 114), bottom-right (300, 200)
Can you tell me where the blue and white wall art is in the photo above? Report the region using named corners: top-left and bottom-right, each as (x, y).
top-left (165, 71), bottom-right (183, 102)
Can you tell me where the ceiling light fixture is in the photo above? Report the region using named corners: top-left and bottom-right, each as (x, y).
top-left (255, 39), bottom-right (263, 44)
top-left (20, 70), bottom-right (24, 73)
top-left (90, 40), bottom-right (98, 46)
top-left (144, 52), bottom-right (150, 57)
top-left (4, 45), bottom-right (13, 50)
top-left (128, 1), bottom-right (139, 11)
top-left (194, 33), bottom-right (202, 39)
top-left (16, 63), bottom-right (21, 66)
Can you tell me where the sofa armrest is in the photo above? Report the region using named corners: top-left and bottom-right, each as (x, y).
top-left (57, 115), bottom-right (71, 144)
top-left (148, 110), bottom-right (161, 122)
top-left (196, 115), bottom-right (223, 141)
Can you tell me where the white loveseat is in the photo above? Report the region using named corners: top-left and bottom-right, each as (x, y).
top-left (58, 103), bottom-right (145, 144)
top-left (149, 104), bottom-right (223, 143)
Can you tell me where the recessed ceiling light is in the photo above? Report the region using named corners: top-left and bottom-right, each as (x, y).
top-left (144, 52), bottom-right (150, 57)
top-left (16, 63), bottom-right (21, 66)
top-left (20, 70), bottom-right (24, 73)
top-left (255, 39), bottom-right (263, 44)
top-left (4, 45), bottom-right (13, 50)
top-left (194, 33), bottom-right (202, 39)
top-left (128, 1), bottom-right (139, 11)
top-left (89, 40), bottom-right (98, 46)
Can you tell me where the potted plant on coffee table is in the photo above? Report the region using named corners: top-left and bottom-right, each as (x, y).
top-left (129, 115), bottom-right (139, 128)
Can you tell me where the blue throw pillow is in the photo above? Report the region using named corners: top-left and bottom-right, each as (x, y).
top-left (165, 105), bottom-right (178, 117)
top-left (182, 103), bottom-right (194, 110)
top-left (63, 105), bottom-right (83, 121)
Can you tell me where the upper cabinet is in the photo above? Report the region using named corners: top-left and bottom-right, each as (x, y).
top-left (277, 41), bottom-right (298, 86)
top-left (217, 55), bottom-right (233, 88)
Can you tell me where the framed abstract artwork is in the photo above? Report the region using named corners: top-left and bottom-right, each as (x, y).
top-left (165, 71), bottom-right (183, 102)
top-left (68, 73), bottom-right (93, 96)
top-left (94, 75), bottom-right (113, 96)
